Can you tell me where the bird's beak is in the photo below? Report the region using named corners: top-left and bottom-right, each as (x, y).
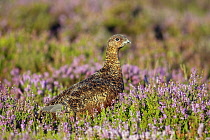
top-left (123, 39), bottom-right (131, 45)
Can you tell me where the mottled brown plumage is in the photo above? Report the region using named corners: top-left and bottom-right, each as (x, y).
top-left (41, 34), bottom-right (131, 119)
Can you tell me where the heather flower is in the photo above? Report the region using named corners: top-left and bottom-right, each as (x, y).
top-left (10, 68), bottom-right (20, 76)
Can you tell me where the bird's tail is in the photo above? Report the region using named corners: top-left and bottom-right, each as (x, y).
top-left (41, 104), bottom-right (63, 113)
top-left (38, 104), bottom-right (63, 122)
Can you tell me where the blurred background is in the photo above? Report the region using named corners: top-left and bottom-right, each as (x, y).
top-left (0, 0), bottom-right (210, 83)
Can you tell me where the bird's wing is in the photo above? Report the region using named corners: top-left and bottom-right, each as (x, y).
top-left (42, 72), bottom-right (113, 113)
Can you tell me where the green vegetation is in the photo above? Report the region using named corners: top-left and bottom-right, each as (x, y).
top-left (0, 0), bottom-right (209, 139)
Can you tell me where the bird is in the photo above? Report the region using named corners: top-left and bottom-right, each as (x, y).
top-left (41, 34), bottom-right (131, 120)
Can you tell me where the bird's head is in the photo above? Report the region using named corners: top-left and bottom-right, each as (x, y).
top-left (107, 34), bottom-right (131, 50)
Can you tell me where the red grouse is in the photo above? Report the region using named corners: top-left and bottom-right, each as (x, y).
top-left (41, 34), bottom-right (131, 119)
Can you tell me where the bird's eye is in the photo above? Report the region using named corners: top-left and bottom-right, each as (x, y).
top-left (115, 38), bottom-right (120, 41)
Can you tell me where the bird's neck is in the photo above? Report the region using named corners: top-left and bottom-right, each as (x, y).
top-left (103, 45), bottom-right (121, 69)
